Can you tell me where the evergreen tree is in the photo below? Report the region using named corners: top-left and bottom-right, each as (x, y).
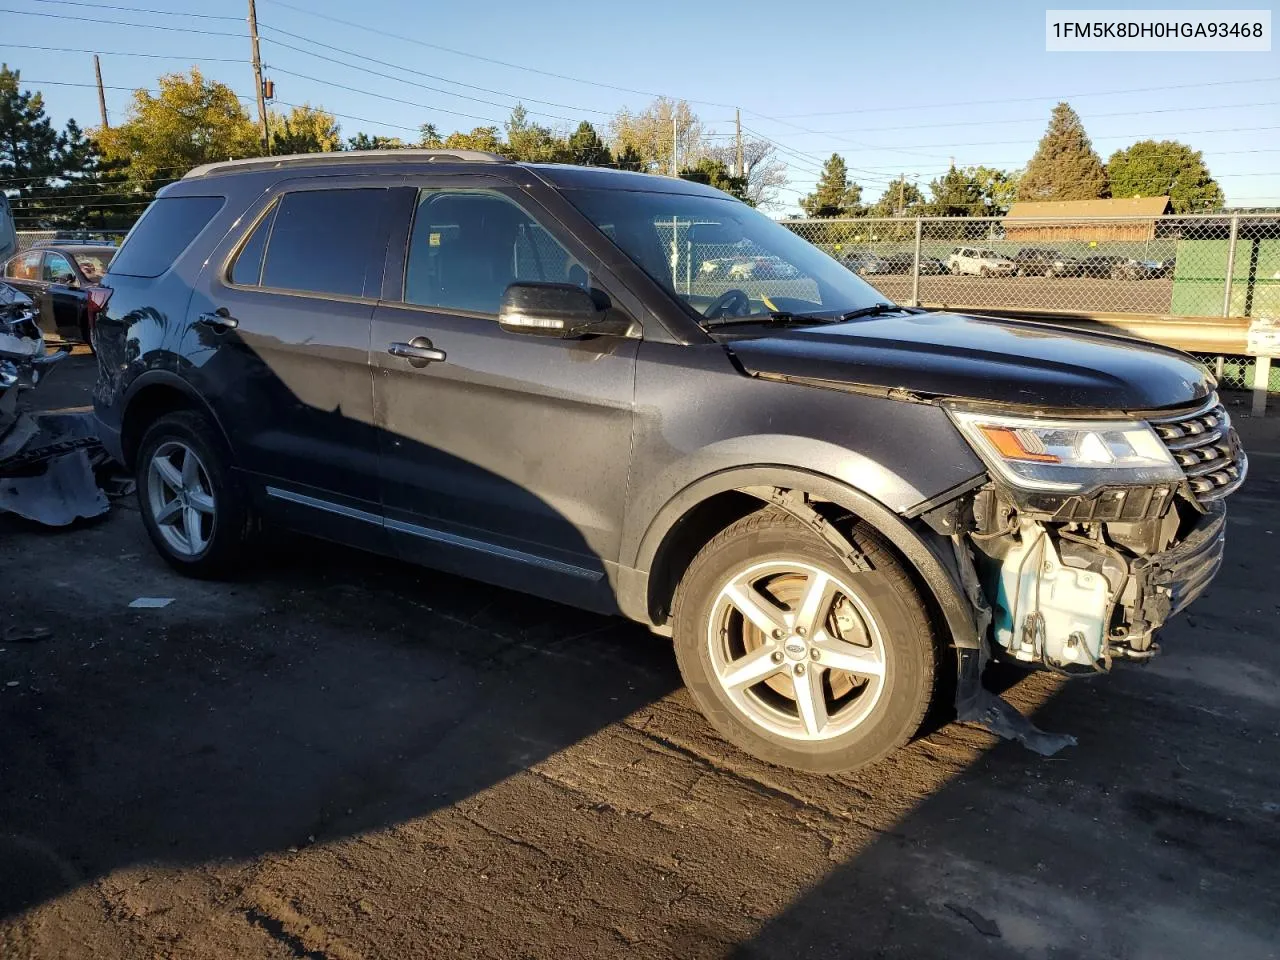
top-left (0, 65), bottom-right (69, 227)
top-left (567, 121), bottom-right (612, 166)
top-left (418, 123), bottom-right (442, 148)
top-left (679, 157), bottom-right (750, 203)
top-left (1106, 140), bottom-right (1222, 213)
top-left (347, 132), bottom-right (406, 150)
top-left (798, 154), bottom-right (862, 218)
top-left (1018, 102), bottom-right (1108, 201)
top-left (927, 166), bottom-right (984, 217)
top-left (613, 143), bottom-right (644, 172)
top-left (868, 176), bottom-right (925, 217)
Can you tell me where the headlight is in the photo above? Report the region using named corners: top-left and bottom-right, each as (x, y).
top-left (948, 409), bottom-right (1183, 492)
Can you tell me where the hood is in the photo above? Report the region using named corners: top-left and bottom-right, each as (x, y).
top-left (727, 311), bottom-right (1213, 411)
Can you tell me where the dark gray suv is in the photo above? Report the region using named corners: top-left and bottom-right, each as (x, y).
top-left (92, 150), bottom-right (1245, 772)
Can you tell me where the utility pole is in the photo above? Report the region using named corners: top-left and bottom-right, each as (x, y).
top-left (735, 108), bottom-right (743, 179)
top-left (247, 0), bottom-right (269, 153)
top-left (897, 174), bottom-right (905, 217)
top-left (93, 54), bottom-right (109, 129)
top-left (671, 110), bottom-right (678, 177)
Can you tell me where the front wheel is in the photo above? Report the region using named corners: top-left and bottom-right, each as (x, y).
top-left (671, 508), bottom-right (938, 773)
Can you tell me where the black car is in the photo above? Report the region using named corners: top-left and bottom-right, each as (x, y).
top-left (1, 243), bottom-right (115, 346)
top-left (1077, 254), bottom-right (1157, 280)
top-left (880, 251), bottom-right (947, 275)
top-left (92, 150), bottom-right (1244, 773)
top-left (1011, 247), bottom-right (1080, 277)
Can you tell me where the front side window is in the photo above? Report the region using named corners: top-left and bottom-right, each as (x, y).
top-left (404, 189), bottom-right (584, 315)
top-left (260, 189), bottom-right (384, 297)
top-left (565, 187), bottom-right (887, 326)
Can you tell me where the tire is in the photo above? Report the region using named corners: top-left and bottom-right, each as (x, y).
top-left (135, 410), bottom-right (256, 578)
top-left (980, 266), bottom-right (990, 278)
top-left (671, 508), bottom-right (938, 773)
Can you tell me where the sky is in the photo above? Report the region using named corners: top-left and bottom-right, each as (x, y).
top-left (2, 0), bottom-right (1278, 213)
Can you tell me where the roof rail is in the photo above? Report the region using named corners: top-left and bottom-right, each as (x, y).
top-left (183, 149), bottom-right (508, 180)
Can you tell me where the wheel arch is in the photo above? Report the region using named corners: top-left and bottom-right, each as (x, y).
top-left (120, 371), bottom-right (231, 470)
top-left (630, 466), bottom-right (980, 652)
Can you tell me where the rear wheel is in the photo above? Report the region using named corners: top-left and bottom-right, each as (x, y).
top-left (135, 410), bottom-right (256, 578)
top-left (672, 508), bottom-right (938, 773)
top-left (980, 266), bottom-right (991, 278)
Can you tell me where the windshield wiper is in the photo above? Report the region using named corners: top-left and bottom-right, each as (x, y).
top-left (836, 302), bottom-right (906, 322)
top-left (704, 311), bottom-right (835, 330)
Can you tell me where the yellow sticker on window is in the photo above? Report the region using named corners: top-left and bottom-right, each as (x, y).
top-left (429, 232), bottom-right (441, 247)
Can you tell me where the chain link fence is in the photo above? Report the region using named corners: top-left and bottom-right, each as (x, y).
top-left (16, 229), bottom-right (128, 252)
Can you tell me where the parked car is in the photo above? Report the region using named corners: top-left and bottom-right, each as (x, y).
top-left (879, 252), bottom-right (947, 275)
top-left (1, 243), bottom-right (115, 346)
top-left (1012, 247), bottom-right (1081, 277)
top-left (1078, 255), bottom-right (1158, 280)
top-left (92, 151), bottom-right (1245, 773)
top-left (700, 255), bottom-right (800, 281)
top-left (840, 251), bottom-right (891, 275)
top-left (946, 246), bottom-right (1016, 276)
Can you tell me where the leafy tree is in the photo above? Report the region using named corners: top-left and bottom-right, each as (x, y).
top-left (503, 105), bottom-right (568, 162)
top-left (970, 166), bottom-right (1020, 215)
top-left (798, 154), bottom-right (862, 218)
top-left (868, 175), bottom-right (925, 217)
top-left (705, 138), bottom-right (787, 209)
top-left (1106, 140), bottom-right (1222, 213)
top-left (679, 157), bottom-right (749, 203)
top-left (567, 121), bottom-right (612, 166)
top-left (442, 126), bottom-right (503, 153)
top-left (1018, 102), bottom-right (1108, 201)
top-left (610, 98), bottom-right (701, 174)
top-left (97, 68), bottom-right (260, 189)
top-left (269, 104), bottom-right (341, 154)
top-left (346, 132), bottom-right (406, 150)
top-left (418, 123), bottom-right (442, 148)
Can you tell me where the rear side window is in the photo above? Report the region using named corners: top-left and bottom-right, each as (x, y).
top-left (109, 196), bottom-right (224, 278)
top-left (259, 189), bottom-right (383, 297)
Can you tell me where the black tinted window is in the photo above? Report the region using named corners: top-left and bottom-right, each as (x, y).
top-left (261, 189), bottom-right (383, 296)
top-left (109, 196), bottom-right (224, 278)
top-left (230, 203), bottom-right (276, 286)
top-left (405, 190), bottom-right (582, 315)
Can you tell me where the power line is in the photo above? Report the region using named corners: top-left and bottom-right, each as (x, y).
top-left (0, 7), bottom-right (246, 37)
top-left (0, 42), bottom-right (248, 63)
top-left (765, 75), bottom-right (1280, 119)
top-left (259, 25), bottom-right (614, 120)
top-left (265, 66), bottom-right (515, 126)
top-left (21, 0), bottom-right (241, 18)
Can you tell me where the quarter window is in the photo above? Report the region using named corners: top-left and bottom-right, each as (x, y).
top-left (259, 189), bottom-right (384, 297)
top-left (404, 189), bottom-right (584, 315)
top-left (230, 202), bottom-right (277, 287)
top-left (109, 196), bottom-right (225, 278)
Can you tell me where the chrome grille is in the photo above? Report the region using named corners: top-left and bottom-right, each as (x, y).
top-left (1149, 395), bottom-right (1247, 503)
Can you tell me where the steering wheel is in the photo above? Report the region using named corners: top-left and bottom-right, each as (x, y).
top-left (703, 288), bottom-right (751, 320)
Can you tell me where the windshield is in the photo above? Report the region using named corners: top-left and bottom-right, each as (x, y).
top-left (564, 188), bottom-right (891, 324)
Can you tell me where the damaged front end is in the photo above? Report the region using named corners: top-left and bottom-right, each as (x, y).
top-left (941, 395), bottom-right (1244, 676)
top-left (1, 281), bottom-right (110, 525)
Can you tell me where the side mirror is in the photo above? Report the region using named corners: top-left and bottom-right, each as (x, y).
top-left (498, 282), bottom-right (605, 339)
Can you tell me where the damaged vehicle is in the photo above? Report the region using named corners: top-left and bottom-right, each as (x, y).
top-left (1, 280), bottom-right (108, 525)
top-left (90, 153), bottom-right (1245, 772)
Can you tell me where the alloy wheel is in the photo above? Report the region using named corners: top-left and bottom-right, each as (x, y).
top-left (147, 440), bottom-right (216, 557)
top-left (706, 560), bottom-right (887, 741)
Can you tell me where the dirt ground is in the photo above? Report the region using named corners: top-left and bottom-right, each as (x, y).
top-left (2, 357), bottom-right (1278, 959)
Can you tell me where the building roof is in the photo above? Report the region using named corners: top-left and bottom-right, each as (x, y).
top-left (1005, 196), bottom-right (1172, 219)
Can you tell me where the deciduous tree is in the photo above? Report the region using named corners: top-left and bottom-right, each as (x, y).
top-left (269, 104), bottom-right (341, 154)
top-left (1106, 140), bottom-right (1222, 213)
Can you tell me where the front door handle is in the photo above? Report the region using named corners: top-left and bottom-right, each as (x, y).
top-left (197, 307), bottom-right (239, 330)
top-left (388, 336), bottom-right (446, 368)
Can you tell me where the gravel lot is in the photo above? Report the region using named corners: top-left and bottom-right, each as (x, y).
top-left (2, 357), bottom-right (1278, 959)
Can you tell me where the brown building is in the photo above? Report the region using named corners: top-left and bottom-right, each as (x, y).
top-left (1003, 196), bottom-right (1173, 242)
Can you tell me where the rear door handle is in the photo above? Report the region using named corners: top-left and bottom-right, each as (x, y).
top-left (197, 307), bottom-right (239, 330)
top-left (387, 336), bottom-right (446, 367)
